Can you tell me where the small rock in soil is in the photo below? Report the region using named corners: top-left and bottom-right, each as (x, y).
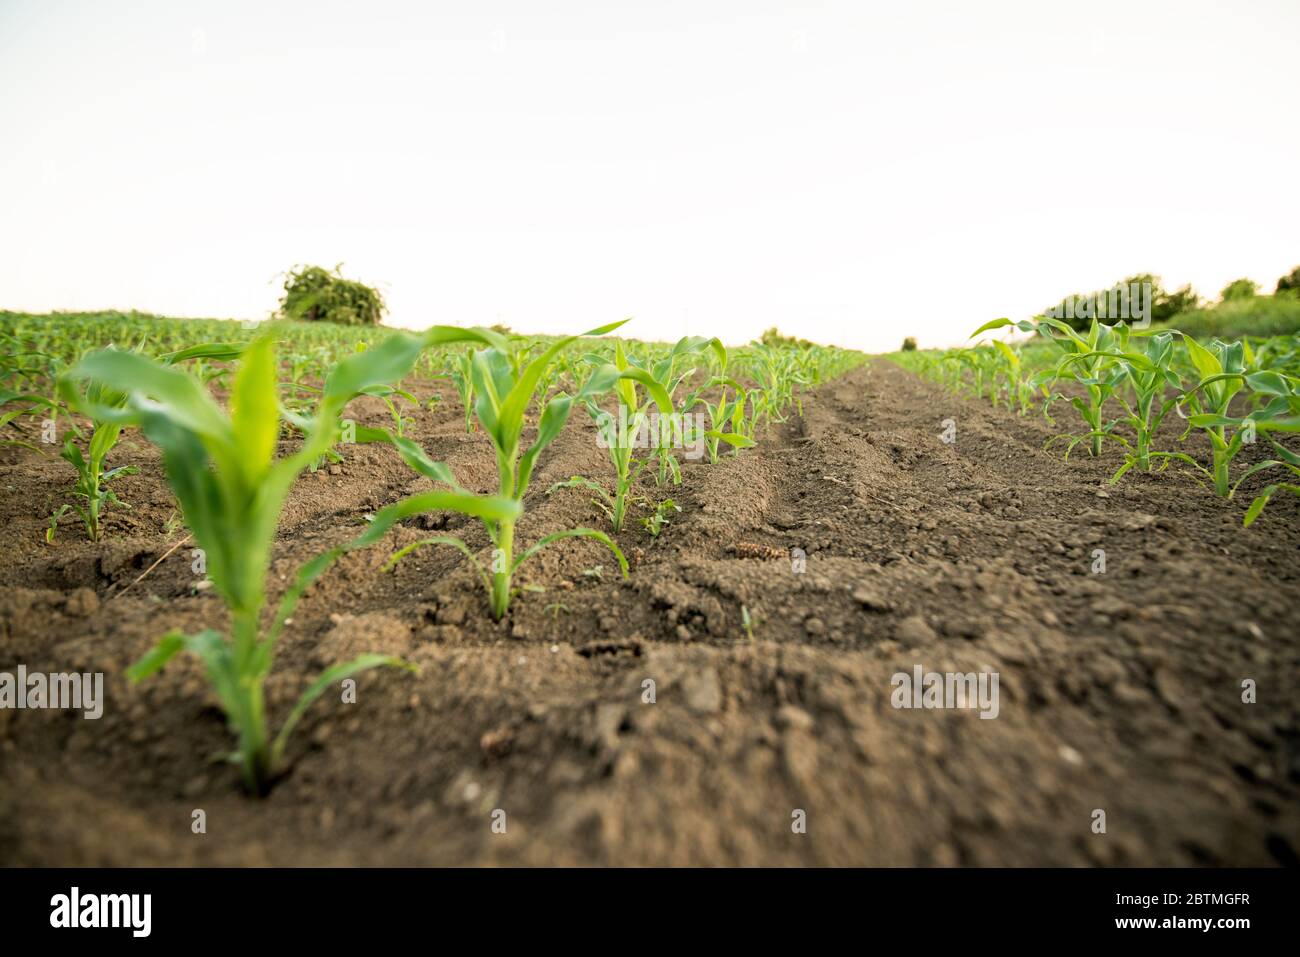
top-left (851, 586), bottom-right (892, 612)
top-left (775, 705), bottom-right (815, 731)
top-left (895, 615), bottom-right (936, 646)
top-left (64, 587), bottom-right (100, 617)
top-left (681, 669), bottom-right (722, 714)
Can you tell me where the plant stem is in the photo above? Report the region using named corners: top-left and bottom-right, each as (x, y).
top-left (612, 479), bottom-right (628, 533)
top-left (1212, 428), bottom-right (1230, 497)
top-left (232, 610), bottom-right (271, 793)
top-left (491, 519), bottom-right (514, 619)
top-left (87, 486), bottom-right (101, 541)
top-left (490, 451), bottom-right (517, 619)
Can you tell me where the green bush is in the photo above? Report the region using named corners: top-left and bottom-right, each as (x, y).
top-left (1220, 278), bottom-right (1259, 302)
top-left (1275, 265), bottom-right (1300, 295)
top-left (279, 264), bottom-right (385, 326)
top-left (1161, 293), bottom-right (1300, 339)
top-left (1043, 273), bottom-right (1199, 332)
top-left (759, 326), bottom-right (812, 348)
top-left (901, 336), bottom-right (917, 351)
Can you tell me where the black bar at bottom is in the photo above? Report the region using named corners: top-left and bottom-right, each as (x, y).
top-left (0, 867), bottom-right (1290, 943)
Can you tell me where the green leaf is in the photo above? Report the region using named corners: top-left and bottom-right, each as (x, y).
top-left (512, 527), bottom-right (629, 577)
top-left (1245, 371), bottom-right (1295, 397)
top-left (518, 394), bottom-right (574, 495)
top-left (707, 430), bottom-right (756, 449)
top-left (1182, 334), bottom-right (1223, 381)
top-left (125, 630), bottom-right (188, 682)
top-left (469, 348), bottom-right (509, 444)
top-left (1187, 413), bottom-right (1242, 429)
top-left (267, 488), bottom-right (522, 643)
top-left (270, 654), bottom-right (417, 768)
top-left (548, 475), bottom-right (615, 508)
top-left (383, 534), bottom-right (492, 594)
top-left (230, 338), bottom-right (280, 480)
top-left (159, 342), bottom-right (247, 364)
top-left (707, 337), bottom-right (728, 372)
top-left (1243, 483), bottom-right (1300, 526)
top-left (355, 426), bottom-right (461, 488)
top-left (969, 317), bottom-right (1013, 338)
top-left (1243, 488), bottom-right (1274, 527)
top-left (422, 324), bottom-right (511, 353)
top-left (321, 330), bottom-right (442, 410)
top-left (65, 350), bottom-right (231, 443)
top-left (991, 340), bottom-right (1020, 369)
top-left (498, 320), bottom-right (631, 448)
top-left (613, 366), bottom-right (674, 414)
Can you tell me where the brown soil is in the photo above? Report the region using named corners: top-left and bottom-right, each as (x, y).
top-left (2, 360), bottom-right (1297, 866)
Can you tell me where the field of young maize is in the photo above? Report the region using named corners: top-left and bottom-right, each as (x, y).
top-left (1, 312), bottom-right (1297, 866)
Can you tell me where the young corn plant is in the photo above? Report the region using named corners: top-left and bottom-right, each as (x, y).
top-left (984, 340), bottom-right (1038, 414)
top-left (747, 343), bottom-right (805, 425)
top-left (549, 341), bottom-right (682, 531)
top-left (1, 389), bottom-right (59, 454)
top-left (359, 383), bottom-right (418, 437)
top-left (1106, 330), bottom-right (1182, 481)
top-left (283, 349), bottom-right (321, 411)
top-left (636, 335), bottom-right (709, 486)
top-left (1171, 337), bottom-right (1300, 498)
top-left (1165, 336), bottom-right (1252, 496)
top-left (47, 409), bottom-right (138, 543)
top-left (51, 342), bottom-right (246, 542)
top-left (0, 331), bottom-right (62, 449)
top-left (64, 336), bottom-right (437, 794)
top-left (52, 433), bottom-right (138, 539)
top-left (1232, 365), bottom-right (1300, 525)
top-left (687, 339), bottom-right (756, 464)
top-left (377, 321), bottom-right (632, 619)
top-left (1237, 439), bottom-right (1300, 526)
top-left (973, 317), bottom-right (1148, 458)
top-left (449, 348), bottom-right (476, 432)
top-left (641, 498), bottom-right (680, 540)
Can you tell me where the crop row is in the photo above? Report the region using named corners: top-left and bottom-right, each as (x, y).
top-left (894, 318), bottom-right (1300, 525)
top-left (0, 313), bottom-right (861, 792)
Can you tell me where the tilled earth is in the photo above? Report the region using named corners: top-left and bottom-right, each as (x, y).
top-left (1, 359), bottom-right (1297, 865)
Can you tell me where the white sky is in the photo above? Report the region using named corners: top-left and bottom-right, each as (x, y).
top-left (2, 0), bottom-right (1298, 352)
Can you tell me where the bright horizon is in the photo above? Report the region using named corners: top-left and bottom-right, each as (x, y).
top-left (2, 0), bottom-right (1298, 352)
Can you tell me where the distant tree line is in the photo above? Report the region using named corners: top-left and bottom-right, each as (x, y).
top-left (1041, 266), bottom-right (1300, 332)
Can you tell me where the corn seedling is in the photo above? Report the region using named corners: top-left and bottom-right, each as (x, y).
top-left (550, 340), bottom-right (678, 532)
top-left (640, 336), bottom-right (709, 485)
top-left (376, 321), bottom-right (632, 619)
top-left (1237, 439), bottom-right (1300, 526)
top-left (64, 335), bottom-right (436, 793)
top-left (449, 348), bottom-right (476, 432)
top-left (973, 317), bottom-right (1150, 458)
top-left (687, 339), bottom-right (757, 463)
top-left (359, 383), bottom-right (418, 437)
top-left (1166, 337), bottom-right (1255, 496)
top-left (1171, 337), bottom-right (1300, 497)
top-left (50, 343), bottom-right (245, 542)
top-left (967, 340), bottom-right (1036, 414)
top-left (642, 498), bottom-right (680, 540)
top-left (0, 389), bottom-right (58, 453)
top-left (47, 429), bottom-right (138, 543)
top-left (748, 341), bottom-right (813, 426)
top-left (1106, 330), bottom-right (1182, 481)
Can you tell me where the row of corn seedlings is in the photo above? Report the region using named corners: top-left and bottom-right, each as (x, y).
top-left (896, 318), bottom-right (1300, 525)
top-left (1, 313), bottom-right (859, 794)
